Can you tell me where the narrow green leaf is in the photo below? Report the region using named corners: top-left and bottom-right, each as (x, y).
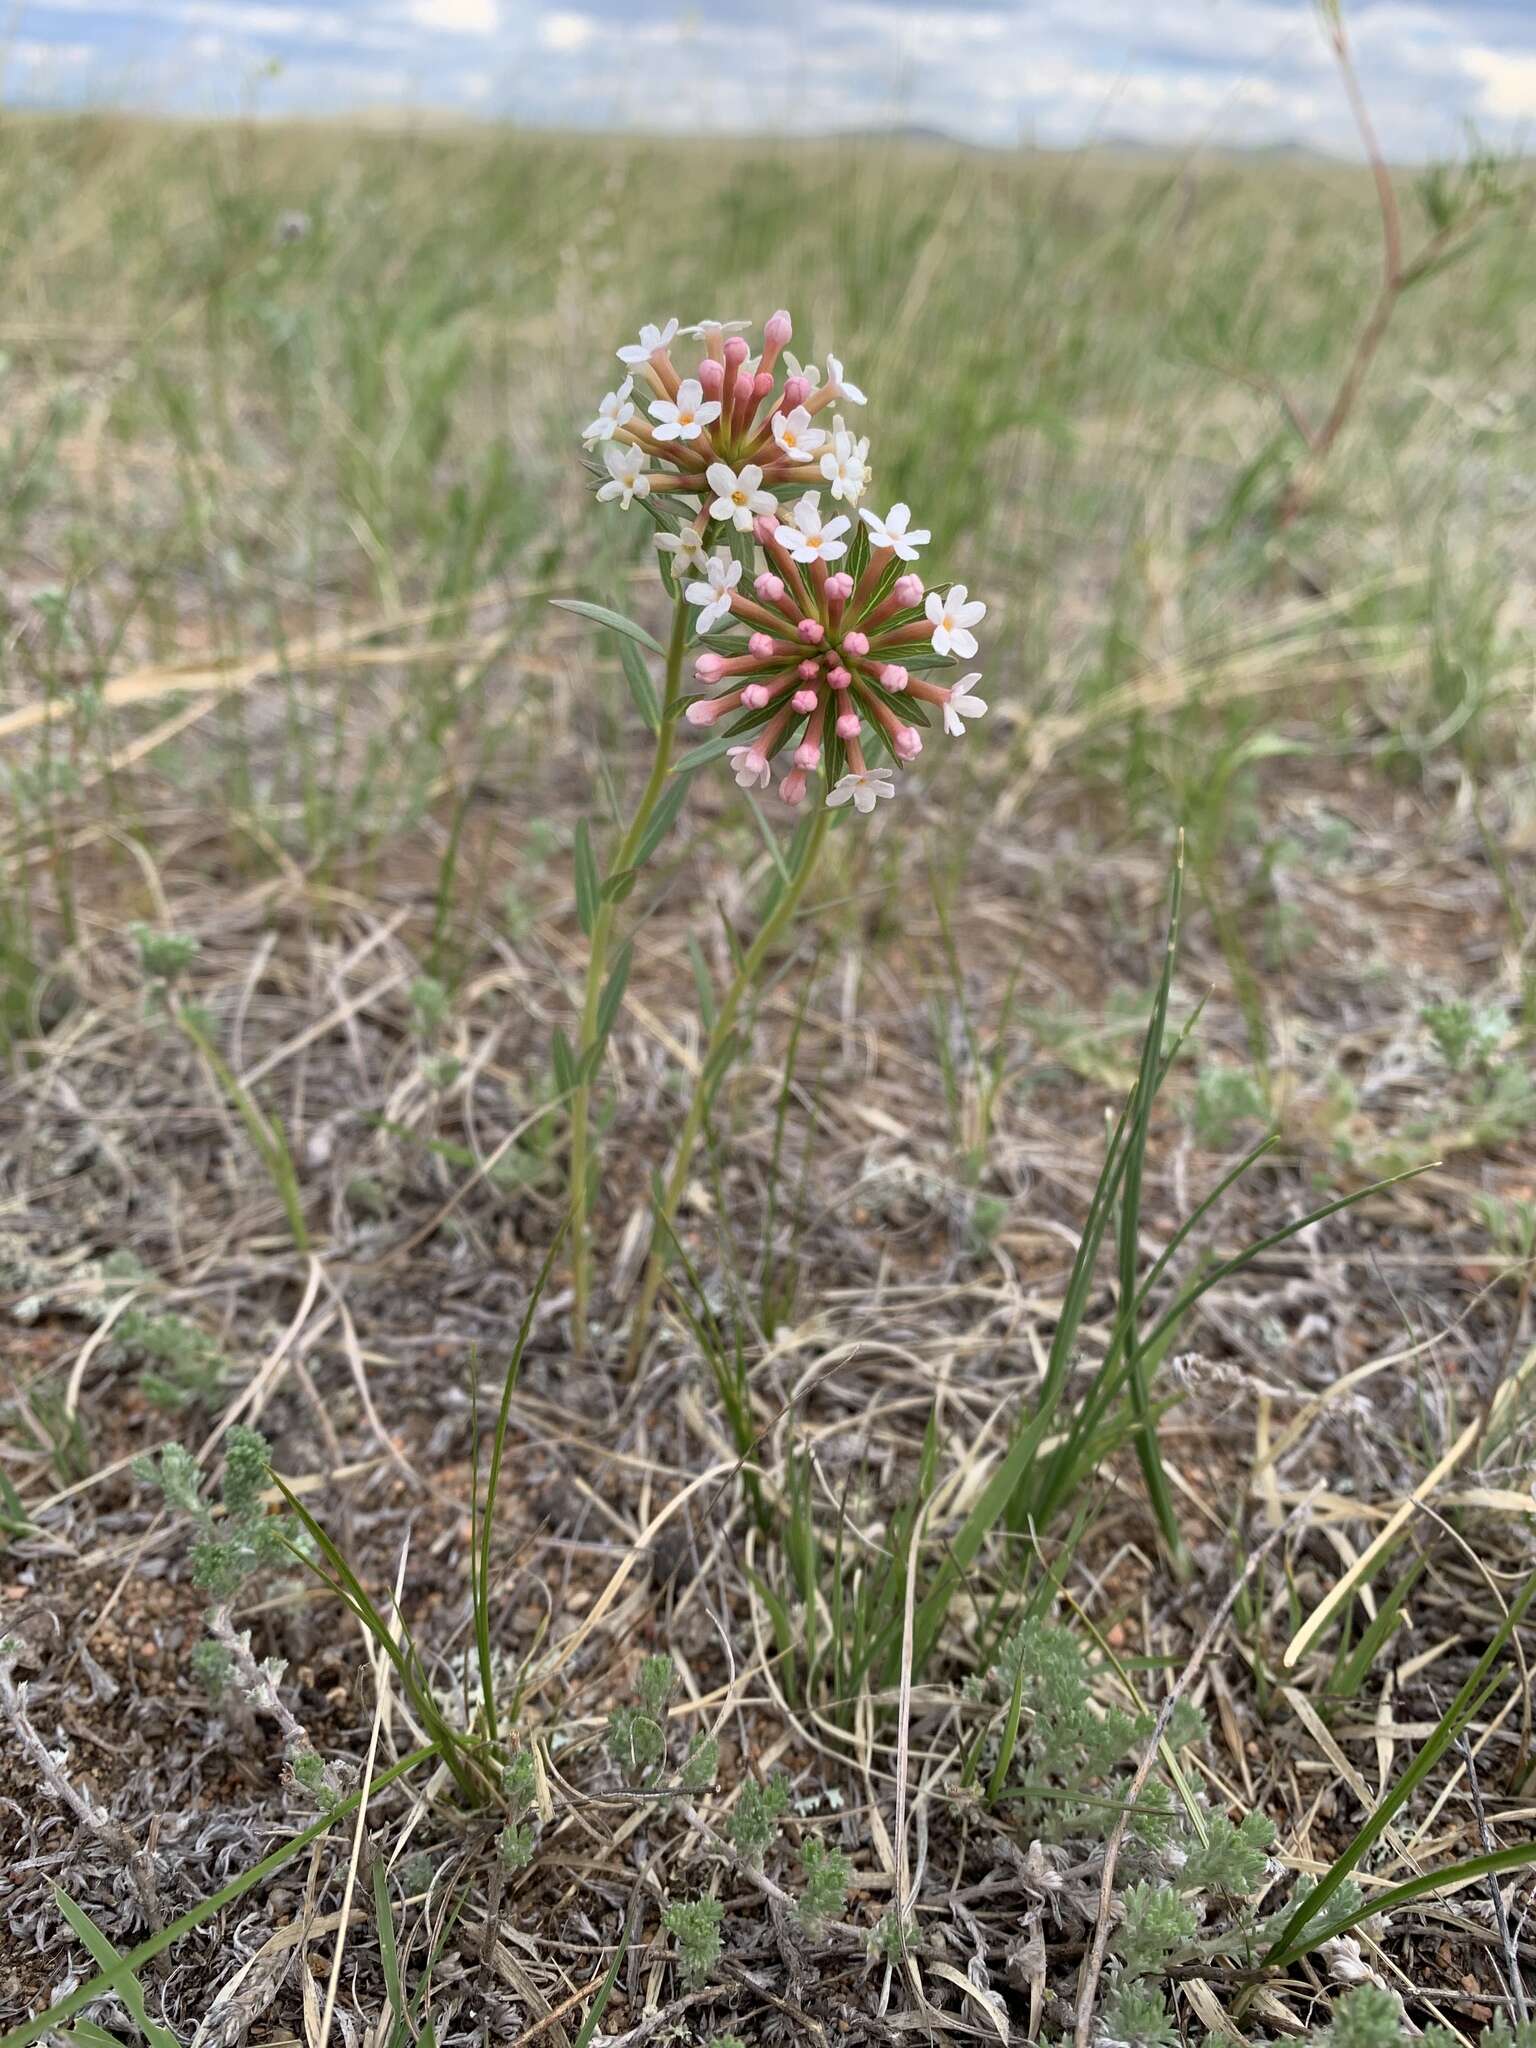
top-left (617, 636), bottom-right (660, 734)
top-left (573, 820), bottom-right (599, 937)
top-left (573, 1903), bottom-right (638, 2048)
top-left (1265, 1564), bottom-right (1536, 1963)
top-left (1273, 1840), bottom-right (1536, 1966)
top-left (11, 1749), bottom-right (435, 2048)
top-left (53, 1891), bottom-right (179, 2048)
top-left (549, 599), bottom-right (663, 657)
top-left (595, 942), bottom-right (633, 1051)
top-left (551, 1028), bottom-right (576, 1094)
top-left (631, 776), bottom-right (690, 870)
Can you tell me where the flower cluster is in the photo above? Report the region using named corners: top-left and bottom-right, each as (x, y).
top-left (581, 310), bottom-right (989, 814)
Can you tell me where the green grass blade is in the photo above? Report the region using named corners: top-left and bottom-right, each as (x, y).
top-left (1264, 1564), bottom-right (1536, 1964)
top-left (52, 1892), bottom-right (180, 2048)
top-left (7, 1747), bottom-right (436, 2048)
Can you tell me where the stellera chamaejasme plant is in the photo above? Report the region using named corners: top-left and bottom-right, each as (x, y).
top-left (556, 308), bottom-right (992, 1349)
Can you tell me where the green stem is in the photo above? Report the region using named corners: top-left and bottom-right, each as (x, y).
top-left (569, 589), bottom-right (689, 1335)
top-left (625, 802), bottom-right (831, 1374)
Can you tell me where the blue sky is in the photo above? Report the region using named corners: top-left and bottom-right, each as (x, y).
top-left (6, 0), bottom-right (1536, 155)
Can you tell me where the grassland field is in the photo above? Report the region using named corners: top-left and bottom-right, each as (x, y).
top-left (0, 108), bottom-right (1534, 2048)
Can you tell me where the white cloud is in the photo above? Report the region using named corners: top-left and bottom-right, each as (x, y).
top-left (1462, 45), bottom-right (1536, 118)
top-left (408, 0), bottom-right (497, 30)
top-left (539, 9), bottom-right (594, 51)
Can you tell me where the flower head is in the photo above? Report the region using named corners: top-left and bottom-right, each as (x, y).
top-left (775, 492), bottom-right (850, 564)
top-left (651, 378), bottom-right (722, 443)
top-left (583, 377), bottom-right (635, 445)
top-left (771, 406), bottom-right (828, 464)
top-left (727, 745), bottom-right (772, 789)
top-left (819, 427), bottom-right (868, 504)
top-left (926, 585), bottom-right (986, 659)
top-left (655, 521), bottom-right (709, 579)
top-left (860, 502), bottom-right (929, 561)
top-left (578, 308), bottom-right (994, 815)
top-left (826, 353), bottom-right (867, 405)
top-left (827, 766), bottom-right (895, 813)
top-left (617, 318), bottom-right (679, 365)
top-left (707, 462), bottom-right (776, 532)
top-left (685, 549), bottom-right (743, 633)
top-left (942, 674), bottom-right (988, 735)
top-left (596, 441), bottom-right (650, 508)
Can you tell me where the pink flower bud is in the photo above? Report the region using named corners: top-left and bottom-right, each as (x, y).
top-left (752, 371), bottom-right (774, 400)
top-left (826, 572), bottom-right (854, 602)
top-left (841, 629), bottom-right (869, 656)
top-left (753, 513), bottom-right (779, 545)
top-left (828, 665), bottom-right (852, 690)
top-left (765, 309), bottom-right (793, 350)
top-left (836, 711), bottom-right (861, 739)
top-left (724, 335), bottom-right (749, 367)
top-left (798, 659), bottom-right (820, 680)
top-left (755, 572), bottom-right (785, 602)
top-left (686, 698), bottom-right (720, 725)
top-left (893, 573), bottom-right (924, 606)
top-left (779, 769), bottom-right (808, 806)
top-left (796, 618), bottom-right (824, 645)
top-left (792, 687), bottom-right (818, 713)
top-left (882, 664), bottom-right (909, 691)
top-left (697, 358), bottom-right (724, 397)
top-left (783, 376), bottom-right (810, 408)
top-left (794, 739), bottom-right (821, 770)
top-left (748, 632), bottom-right (775, 658)
top-left (694, 652), bottom-right (726, 684)
top-left (742, 683), bottom-right (771, 709)
top-left (894, 726), bottom-right (922, 760)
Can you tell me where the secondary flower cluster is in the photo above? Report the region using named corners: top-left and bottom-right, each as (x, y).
top-left (581, 310), bottom-right (989, 813)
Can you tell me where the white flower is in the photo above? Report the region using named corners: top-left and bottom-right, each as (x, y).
top-left (655, 521), bottom-right (709, 578)
top-left (707, 461), bottom-right (776, 532)
top-left (860, 502), bottom-right (929, 561)
top-left (826, 353), bottom-right (867, 404)
top-left (943, 674), bottom-right (988, 735)
top-left (826, 766), bottom-right (896, 814)
top-left (774, 492), bottom-right (850, 564)
top-left (783, 352), bottom-right (822, 390)
top-left (617, 318), bottom-right (679, 365)
top-left (650, 378), bottom-right (722, 443)
top-left (926, 584), bottom-right (986, 659)
top-left (770, 405), bottom-right (828, 464)
top-left (727, 745), bottom-right (771, 789)
top-left (582, 377), bottom-right (635, 446)
top-left (819, 429), bottom-right (867, 504)
top-left (596, 441), bottom-right (651, 509)
top-left (683, 317), bottom-right (751, 338)
top-left (685, 549), bottom-right (742, 633)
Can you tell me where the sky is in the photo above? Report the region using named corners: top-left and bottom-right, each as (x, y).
top-left (6, 0), bottom-right (1536, 158)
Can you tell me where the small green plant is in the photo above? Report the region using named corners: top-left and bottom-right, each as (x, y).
top-left (1192, 1063), bottom-right (1267, 1147)
top-left (497, 1747), bottom-right (541, 1871)
top-left (661, 1893), bottom-right (723, 1988)
top-left (130, 922), bottom-right (201, 991)
top-left (139, 1425), bottom-right (297, 1600)
top-left (110, 1307), bottom-right (228, 1409)
top-left (606, 1653), bottom-right (676, 1784)
top-left (869, 1908), bottom-right (916, 1963)
top-left (726, 1772), bottom-right (791, 1863)
top-left (1421, 994), bottom-right (1506, 1072)
top-left (797, 1835), bottom-right (851, 1931)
